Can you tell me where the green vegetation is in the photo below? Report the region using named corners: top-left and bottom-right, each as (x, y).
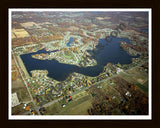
top-left (12, 103), bottom-right (27, 115)
top-left (58, 95), bottom-right (92, 115)
top-left (63, 52), bottom-right (74, 59)
top-left (45, 91), bottom-right (92, 115)
top-left (136, 83), bottom-right (148, 93)
top-left (45, 102), bottom-right (61, 115)
top-left (120, 68), bottom-right (148, 94)
top-left (88, 76), bottom-right (148, 115)
top-left (11, 11), bottom-right (149, 116)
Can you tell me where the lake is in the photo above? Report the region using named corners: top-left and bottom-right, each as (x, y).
top-left (140, 28), bottom-right (148, 33)
top-left (20, 37), bottom-right (139, 81)
top-left (66, 37), bottom-right (74, 47)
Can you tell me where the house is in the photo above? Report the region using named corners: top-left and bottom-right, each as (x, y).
top-left (68, 96), bottom-right (73, 101)
top-left (116, 68), bottom-right (123, 74)
top-left (25, 104), bottom-right (30, 110)
top-left (62, 104), bottom-right (66, 108)
top-left (125, 91), bottom-right (131, 97)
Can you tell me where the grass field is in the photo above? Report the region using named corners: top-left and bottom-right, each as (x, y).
top-left (45, 91), bottom-right (92, 115)
top-left (63, 52), bottom-right (74, 60)
top-left (119, 68), bottom-right (148, 94)
top-left (57, 95), bottom-right (92, 115)
top-left (12, 55), bottom-right (30, 102)
top-left (12, 103), bottom-right (28, 115)
top-left (12, 29), bottom-right (30, 38)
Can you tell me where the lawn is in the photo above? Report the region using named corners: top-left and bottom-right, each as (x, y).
top-left (63, 52), bottom-right (74, 60)
top-left (45, 92), bottom-right (92, 115)
top-left (12, 103), bottom-right (28, 115)
top-left (12, 87), bottom-right (30, 102)
top-left (120, 69), bottom-right (148, 94)
top-left (58, 95), bottom-right (92, 115)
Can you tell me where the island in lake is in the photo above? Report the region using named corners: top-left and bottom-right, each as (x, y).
top-left (11, 10), bottom-right (149, 116)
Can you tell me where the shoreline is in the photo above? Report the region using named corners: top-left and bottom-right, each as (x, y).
top-left (17, 55), bottom-right (30, 78)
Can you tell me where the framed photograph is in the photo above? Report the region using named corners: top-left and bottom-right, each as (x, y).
top-left (8, 8), bottom-right (152, 120)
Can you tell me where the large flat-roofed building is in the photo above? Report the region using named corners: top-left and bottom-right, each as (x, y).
top-left (11, 92), bottom-right (20, 107)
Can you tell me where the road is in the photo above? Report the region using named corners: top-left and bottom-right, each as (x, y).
top-left (13, 49), bottom-right (146, 114)
top-left (42, 61), bottom-right (147, 108)
top-left (12, 52), bottom-right (41, 115)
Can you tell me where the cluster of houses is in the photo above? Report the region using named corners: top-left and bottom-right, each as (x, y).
top-left (27, 71), bottom-right (56, 96)
top-left (24, 64), bottom-right (124, 106)
top-left (13, 44), bottom-right (43, 55)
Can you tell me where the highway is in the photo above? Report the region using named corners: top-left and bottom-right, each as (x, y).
top-left (42, 61), bottom-right (147, 108)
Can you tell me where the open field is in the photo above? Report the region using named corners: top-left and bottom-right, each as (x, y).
top-left (12, 33), bottom-right (16, 39)
top-left (87, 75), bottom-right (148, 115)
top-left (120, 68), bottom-right (148, 94)
top-left (45, 91), bottom-right (92, 115)
top-left (11, 55), bottom-right (30, 103)
top-left (20, 22), bottom-right (39, 28)
top-left (42, 63), bottom-right (149, 115)
top-left (58, 94), bottom-right (92, 115)
top-left (12, 103), bottom-right (28, 115)
top-left (12, 102), bottom-right (35, 115)
top-left (12, 29), bottom-right (30, 38)
top-left (12, 87), bottom-right (30, 102)
top-left (58, 95), bottom-right (92, 115)
top-left (10, 11), bottom-right (149, 116)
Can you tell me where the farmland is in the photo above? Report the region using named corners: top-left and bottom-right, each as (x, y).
top-left (43, 65), bottom-right (148, 115)
top-left (45, 91), bottom-right (92, 115)
top-left (10, 11), bottom-right (150, 116)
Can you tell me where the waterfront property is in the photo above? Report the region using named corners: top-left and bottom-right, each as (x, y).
top-left (20, 37), bottom-right (139, 81)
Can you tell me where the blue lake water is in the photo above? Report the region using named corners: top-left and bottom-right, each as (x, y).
top-left (66, 37), bottom-right (74, 47)
top-left (20, 37), bottom-right (139, 81)
top-left (140, 28), bottom-right (148, 33)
